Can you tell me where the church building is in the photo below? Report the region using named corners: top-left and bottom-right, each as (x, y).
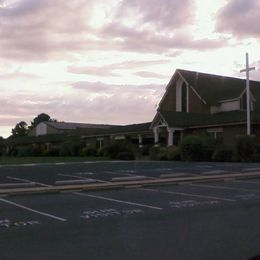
top-left (151, 69), bottom-right (260, 146)
top-left (20, 69), bottom-right (260, 151)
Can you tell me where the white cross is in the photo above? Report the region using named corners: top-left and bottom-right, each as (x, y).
top-left (240, 53), bottom-right (255, 135)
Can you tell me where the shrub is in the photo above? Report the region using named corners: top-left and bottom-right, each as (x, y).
top-left (149, 146), bottom-right (160, 160)
top-left (149, 146), bottom-right (181, 161)
top-left (31, 146), bottom-right (43, 156)
top-left (180, 135), bottom-right (206, 161)
top-left (16, 146), bottom-right (33, 157)
top-left (43, 147), bottom-right (60, 156)
top-left (103, 142), bottom-right (135, 159)
top-left (116, 151), bottom-right (135, 160)
top-left (167, 146), bottom-right (181, 161)
top-left (252, 153), bottom-right (260, 162)
top-left (59, 139), bottom-right (85, 156)
top-left (212, 146), bottom-right (233, 162)
top-left (235, 135), bottom-right (256, 162)
top-left (157, 147), bottom-right (169, 160)
top-left (140, 145), bottom-right (152, 156)
top-left (80, 147), bottom-right (97, 157)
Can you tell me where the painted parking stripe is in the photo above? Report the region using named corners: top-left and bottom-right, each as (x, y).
top-left (233, 180), bottom-right (260, 185)
top-left (104, 171), bottom-right (136, 177)
top-left (191, 183), bottom-right (260, 193)
top-left (202, 170), bottom-right (229, 175)
top-left (7, 176), bottom-right (52, 187)
top-left (242, 167), bottom-right (260, 172)
top-left (73, 192), bottom-right (163, 210)
top-left (0, 198), bottom-right (67, 222)
top-left (104, 171), bottom-right (158, 180)
top-left (58, 173), bottom-right (109, 183)
top-left (140, 188), bottom-right (236, 202)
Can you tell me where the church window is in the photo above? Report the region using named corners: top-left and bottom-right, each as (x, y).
top-left (176, 80), bottom-right (188, 112)
top-left (182, 82), bottom-right (187, 112)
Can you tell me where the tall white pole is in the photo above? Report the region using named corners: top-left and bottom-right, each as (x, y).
top-left (240, 53), bottom-right (255, 136)
top-left (246, 53), bottom-right (250, 135)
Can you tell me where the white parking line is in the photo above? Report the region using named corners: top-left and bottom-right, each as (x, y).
top-left (0, 198), bottom-right (67, 222)
top-left (104, 171), bottom-right (135, 177)
top-left (104, 171), bottom-right (158, 180)
top-left (73, 192), bottom-right (163, 210)
top-left (233, 180), bottom-right (260, 184)
top-left (191, 183), bottom-right (260, 193)
top-left (202, 170), bottom-right (229, 175)
top-left (58, 173), bottom-right (109, 183)
top-left (7, 176), bottom-right (52, 187)
top-left (242, 167), bottom-right (260, 172)
top-left (140, 188), bottom-right (236, 202)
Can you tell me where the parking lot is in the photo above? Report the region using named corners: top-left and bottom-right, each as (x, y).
top-left (1, 161), bottom-right (260, 188)
top-left (1, 161), bottom-right (260, 259)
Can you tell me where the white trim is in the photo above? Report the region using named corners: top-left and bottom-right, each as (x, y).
top-left (150, 112), bottom-right (162, 128)
top-left (176, 78), bottom-right (182, 112)
top-left (157, 71), bottom-right (178, 109)
top-left (177, 70), bottom-right (207, 105)
top-left (155, 112), bottom-right (169, 128)
top-left (176, 70), bottom-right (190, 87)
top-left (189, 85), bottom-right (207, 105)
top-left (219, 98), bottom-right (239, 103)
top-left (186, 84), bottom-right (189, 112)
top-left (114, 135), bottom-right (126, 140)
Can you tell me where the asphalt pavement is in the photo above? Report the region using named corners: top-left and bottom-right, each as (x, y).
top-left (1, 161), bottom-right (260, 259)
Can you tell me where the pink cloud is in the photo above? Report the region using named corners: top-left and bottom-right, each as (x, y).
top-left (68, 59), bottom-right (170, 77)
top-left (134, 71), bottom-right (168, 79)
top-left (216, 0), bottom-right (260, 37)
top-left (0, 0), bottom-right (226, 63)
top-left (0, 81), bottom-right (165, 134)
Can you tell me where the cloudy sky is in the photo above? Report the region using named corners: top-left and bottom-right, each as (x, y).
top-left (0, 0), bottom-right (260, 137)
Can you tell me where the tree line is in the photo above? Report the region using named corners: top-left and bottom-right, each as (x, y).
top-left (11, 113), bottom-right (57, 138)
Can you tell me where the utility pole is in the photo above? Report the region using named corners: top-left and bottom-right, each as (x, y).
top-left (240, 53), bottom-right (255, 135)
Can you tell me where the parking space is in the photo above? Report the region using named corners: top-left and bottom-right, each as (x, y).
top-left (1, 161), bottom-right (260, 188)
top-left (1, 177), bottom-right (260, 226)
top-left (1, 161), bottom-right (260, 259)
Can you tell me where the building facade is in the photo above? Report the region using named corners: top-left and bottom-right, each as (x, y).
top-left (10, 69), bottom-right (260, 151)
top-left (151, 69), bottom-right (260, 146)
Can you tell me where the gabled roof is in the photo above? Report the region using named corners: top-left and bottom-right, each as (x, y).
top-left (76, 122), bottom-right (152, 137)
top-left (159, 110), bottom-right (260, 128)
top-left (44, 121), bottom-right (117, 130)
top-left (177, 69), bottom-right (260, 106)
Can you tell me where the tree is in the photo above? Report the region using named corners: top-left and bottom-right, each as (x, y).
top-left (29, 113), bottom-right (57, 129)
top-left (11, 121), bottom-right (28, 137)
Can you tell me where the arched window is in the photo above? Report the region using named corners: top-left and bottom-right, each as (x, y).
top-left (181, 82), bottom-right (187, 112)
top-left (176, 80), bottom-right (188, 112)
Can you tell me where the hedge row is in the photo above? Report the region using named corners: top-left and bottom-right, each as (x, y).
top-left (1, 135), bottom-right (260, 162)
top-left (150, 135), bottom-right (260, 162)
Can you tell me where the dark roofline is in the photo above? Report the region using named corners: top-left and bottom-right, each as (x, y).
top-left (156, 110), bottom-right (260, 129)
top-left (43, 121), bottom-right (118, 130)
top-left (177, 69), bottom-right (260, 106)
top-left (177, 68), bottom-right (260, 84)
top-left (79, 122), bottom-right (152, 138)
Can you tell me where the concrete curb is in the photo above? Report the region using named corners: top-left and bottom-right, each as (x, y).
top-left (1, 171), bottom-right (260, 197)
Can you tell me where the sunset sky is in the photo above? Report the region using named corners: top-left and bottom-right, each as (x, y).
top-left (1, 0), bottom-right (260, 137)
